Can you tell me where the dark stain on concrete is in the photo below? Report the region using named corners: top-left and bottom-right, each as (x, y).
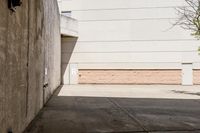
top-left (171, 90), bottom-right (200, 96)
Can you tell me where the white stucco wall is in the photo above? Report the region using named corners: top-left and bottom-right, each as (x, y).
top-left (61, 0), bottom-right (200, 84)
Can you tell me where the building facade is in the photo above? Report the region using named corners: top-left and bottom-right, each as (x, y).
top-left (60, 0), bottom-right (200, 85)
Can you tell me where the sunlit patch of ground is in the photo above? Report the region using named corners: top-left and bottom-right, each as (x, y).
top-left (58, 85), bottom-right (200, 99)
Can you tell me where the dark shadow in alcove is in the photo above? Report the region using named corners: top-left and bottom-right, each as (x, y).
top-left (61, 36), bottom-right (78, 84)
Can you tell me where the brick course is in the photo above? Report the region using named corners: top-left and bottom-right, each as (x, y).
top-left (79, 69), bottom-right (182, 85)
top-left (194, 70), bottom-right (200, 85)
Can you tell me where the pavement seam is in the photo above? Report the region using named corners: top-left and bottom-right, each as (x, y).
top-left (105, 131), bottom-right (148, 133)
top-left (194, 99), bottom-right (200, 105)
top-left (107, 98), bottom-right (148, 132)
top-left (149, 129), bottom-right (200, 132)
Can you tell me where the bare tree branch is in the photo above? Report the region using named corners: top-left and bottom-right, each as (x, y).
top-left (174, 0), bottom-right (200, 53)
top-left (175, 0), bottom-right (200, 39)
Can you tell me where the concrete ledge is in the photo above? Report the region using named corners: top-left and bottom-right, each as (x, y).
top-left (60, 15), bottom-right (78, 37)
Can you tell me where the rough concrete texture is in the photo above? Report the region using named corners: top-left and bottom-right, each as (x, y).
top-left (43, 0), bottom-right (61, 102)
top-left (79, 69), bottom-right (182, 85)
top-left (0, 0), bottom-right (60, 133)
top-left (24, 87), bottom-right (200, 133)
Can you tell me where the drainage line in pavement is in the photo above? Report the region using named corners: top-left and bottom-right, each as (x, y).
top-left (106, 131), bottom-right (148, 133)
top-left (107, 98), bottom-right (148, 132)
top-left (149, 129), bottom-right (200, 132)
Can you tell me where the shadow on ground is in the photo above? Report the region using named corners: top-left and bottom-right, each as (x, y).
top-left (24, 88), bottom-right (200, 133)
top-left (171, 90), bottom-right (200, 96)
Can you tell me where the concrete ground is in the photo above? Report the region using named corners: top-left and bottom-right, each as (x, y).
top-left (24, 85), bottom-right (200, 133)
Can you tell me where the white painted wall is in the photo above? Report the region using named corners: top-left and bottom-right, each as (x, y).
top-left (61, 0), bottom-right (200, 85)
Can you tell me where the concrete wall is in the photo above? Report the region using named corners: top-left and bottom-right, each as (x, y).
top-left (0, 0), bottom-right (60, 133)
top-left (43, 0), bottom-right (61, 102)
top-left (61, 0), bottom-right (200, 85)
top-left (60, 15), bottom-right (79, 37)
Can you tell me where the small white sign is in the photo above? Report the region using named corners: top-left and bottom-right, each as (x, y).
top-left (45, 68), bottom-right (48, 75)
top-left (71, 68), bottom-right (77, 75)
top-left (70, 64), bottom-right (78, 84)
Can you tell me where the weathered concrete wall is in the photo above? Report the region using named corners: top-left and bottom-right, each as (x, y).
top-left (43, 0), bottom-right (61, 103)
top-left (0, 0), bottom-right (60, 133)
